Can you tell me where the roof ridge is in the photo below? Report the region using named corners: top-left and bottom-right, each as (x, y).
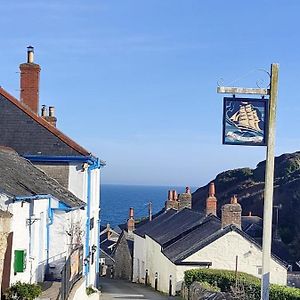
top-left (0, 87), bottom-right (90, 156)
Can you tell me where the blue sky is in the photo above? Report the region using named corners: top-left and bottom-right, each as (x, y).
top-left (1, 1), bottom-right (299, 186)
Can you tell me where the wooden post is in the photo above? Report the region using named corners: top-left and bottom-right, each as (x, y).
top-left (261, 63), bottom-right (279, 300)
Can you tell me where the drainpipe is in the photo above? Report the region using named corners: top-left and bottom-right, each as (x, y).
top-left (95, 170), bottom-right (101, 288)
top-left (85, 166), bottom-right (92, 286)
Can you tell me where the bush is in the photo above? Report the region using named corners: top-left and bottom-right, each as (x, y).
top-left (184, 269), bottom-right (300, 300)
top-left (4, 281), bottom-right (42, 300)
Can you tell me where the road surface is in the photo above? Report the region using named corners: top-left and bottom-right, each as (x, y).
top-left (99, 277), bottom-right (181, 300)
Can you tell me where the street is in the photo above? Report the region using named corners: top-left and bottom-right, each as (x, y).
top-left (99, 278), bottom-right (181, 300)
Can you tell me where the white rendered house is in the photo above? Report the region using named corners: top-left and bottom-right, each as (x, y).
top-left (0, 147), bottom-right (85, 287)
top-left (133, 202), bottom-right (288, 296)
top-left (0, 47), bottom-right (105, 288)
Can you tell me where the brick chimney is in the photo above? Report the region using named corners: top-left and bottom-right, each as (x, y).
top-left (221, 195), bottom-right (242, 229)
top-left (127, 207), bottom-right (135, 234)
top-left (206, 182), bottom-right (217, 216)
top-left (42, 105), bottom-right (57, 127)
top-left (20, 46), bottom-right (41, 114)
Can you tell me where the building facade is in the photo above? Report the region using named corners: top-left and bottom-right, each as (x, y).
top-left (0, 47), bottom-right (104, 288)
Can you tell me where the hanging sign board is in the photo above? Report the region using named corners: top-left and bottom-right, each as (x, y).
top-left (223, 97), bottom-right (268, 146)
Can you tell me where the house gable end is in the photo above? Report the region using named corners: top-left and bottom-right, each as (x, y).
top-left (0, 89), bottom-right (89, 156)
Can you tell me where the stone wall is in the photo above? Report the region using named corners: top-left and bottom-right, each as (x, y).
top-left (181, 282), bottom-right (233, 300)
top-left (114, 233), bottom-right (132, 281)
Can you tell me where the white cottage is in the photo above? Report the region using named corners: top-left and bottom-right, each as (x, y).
top-left (133, 201), bottom-right (288, 296)
top-left (0, 46), bottom-right (105, 288)
top-left (0, 147), bottom-right (85, 289)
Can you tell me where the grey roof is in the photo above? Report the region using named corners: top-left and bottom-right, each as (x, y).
top-left (0, 147), bottom-right (85, 208)
top-left (162, 217), bottom-right (288, 268)
top-left (242, 215), bottom-right (263, 230)
top-left (162, 215), bottom-right (221, 263)
top-left (134, 209), bottom-right (178, 238)
top-left (135, 208), bottom-right (206, 247)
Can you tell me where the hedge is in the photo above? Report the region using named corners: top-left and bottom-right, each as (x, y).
top-left (4, 281), bottom-right (42, 300)
top-left (184, 269), bottom-right (300, 300)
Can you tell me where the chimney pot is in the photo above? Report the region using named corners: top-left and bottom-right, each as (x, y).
top-left (129, 207), bottom-right (134, 219)
top-left (41, 105), bottom-right (47, 117)
top-left (27, 45), bottom-right (34, 63)
top-left (172, 190), bottom-right (178, 200)
top-left (231, 195), bottom-right (238, 204)
top-left (49, 106), bottom-right (55, 117)
top-left (209, 182), bottom-right (215, 197)
top-left (185, 187), bottom-right (191, 194)
top-left (127, 207), bottom-right (135, 234)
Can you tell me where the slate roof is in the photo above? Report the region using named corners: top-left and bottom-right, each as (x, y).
top-left (134, 209), bottom-right (178, 238)
top-left (135, 208), bottom-right (206, 247)
top-left (0, 147), bottom-right (84, 207)
top-left (162, 216), bottom-right (288, 268)
top-left (0, 88), bottom-right (91, 157)
top-left (162, 215), bottom-right (221, 263)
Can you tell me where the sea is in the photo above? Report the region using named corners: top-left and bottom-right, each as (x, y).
top-left (100, 184), bottom-right (197, 227)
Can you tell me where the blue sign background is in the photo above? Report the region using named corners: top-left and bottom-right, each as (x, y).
top-left (223, 97), bottom-right (268, 146)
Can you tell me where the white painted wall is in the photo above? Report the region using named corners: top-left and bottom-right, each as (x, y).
top-left (184, 231), bottom-right (287, 285)
top-left (132, 234), bottom-right (146, 283)
top-left (5, 197), bottom-right (49, 285)
top-left (88, 168), bottom-right (101, 287)
top-left (145, 236), bottom-right (177, 295)
top-left (68, 163), bottom-right (87, 201)
top-left (0, 194), bottom-right (84, 286)
top-left (140, 230), bottom-right (287, 296)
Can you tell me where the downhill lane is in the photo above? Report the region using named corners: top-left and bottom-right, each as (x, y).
top-left (99, 278), bottom-right (181, 300)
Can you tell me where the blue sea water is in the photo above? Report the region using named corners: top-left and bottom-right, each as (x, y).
top-left (100, 184), bottom-right (196, 227)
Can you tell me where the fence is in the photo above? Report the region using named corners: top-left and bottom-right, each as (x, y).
top-left (61, 245), bottom-right (83, 300)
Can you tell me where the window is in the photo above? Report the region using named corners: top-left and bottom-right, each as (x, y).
top-left (90, 217), bottom-right (94, 230)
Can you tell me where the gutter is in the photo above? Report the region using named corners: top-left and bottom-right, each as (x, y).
top-left (23, 155), bottom-right (106, 167)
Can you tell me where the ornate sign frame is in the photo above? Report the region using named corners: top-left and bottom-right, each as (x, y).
top-left (222, 97), bottom-right (268, 146)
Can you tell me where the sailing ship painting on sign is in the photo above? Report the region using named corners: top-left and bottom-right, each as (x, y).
top-left (223, 97), bottom-right (267, 146)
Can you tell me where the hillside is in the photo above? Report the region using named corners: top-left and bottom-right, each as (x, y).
top-left (192, 151), bottom-right (300, 260)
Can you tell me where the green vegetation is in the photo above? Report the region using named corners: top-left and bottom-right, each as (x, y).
top-left (4, 281), bottom-right (42, 300)
top-left (86, 285), bottom-right (97, 295)
top-left (198, 281), bottom-right (221, 292)
top-left (184, 269), bottom-right (300, 300)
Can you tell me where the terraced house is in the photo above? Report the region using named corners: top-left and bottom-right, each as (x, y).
top-left (0, 47), bottom-right (104, 291)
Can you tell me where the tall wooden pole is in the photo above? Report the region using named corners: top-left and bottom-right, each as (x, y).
top-left (261, 63), bottom-right (279, 300)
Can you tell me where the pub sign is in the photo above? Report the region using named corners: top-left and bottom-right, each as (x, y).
top-left (223, 97), bottom-right (268, 146)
